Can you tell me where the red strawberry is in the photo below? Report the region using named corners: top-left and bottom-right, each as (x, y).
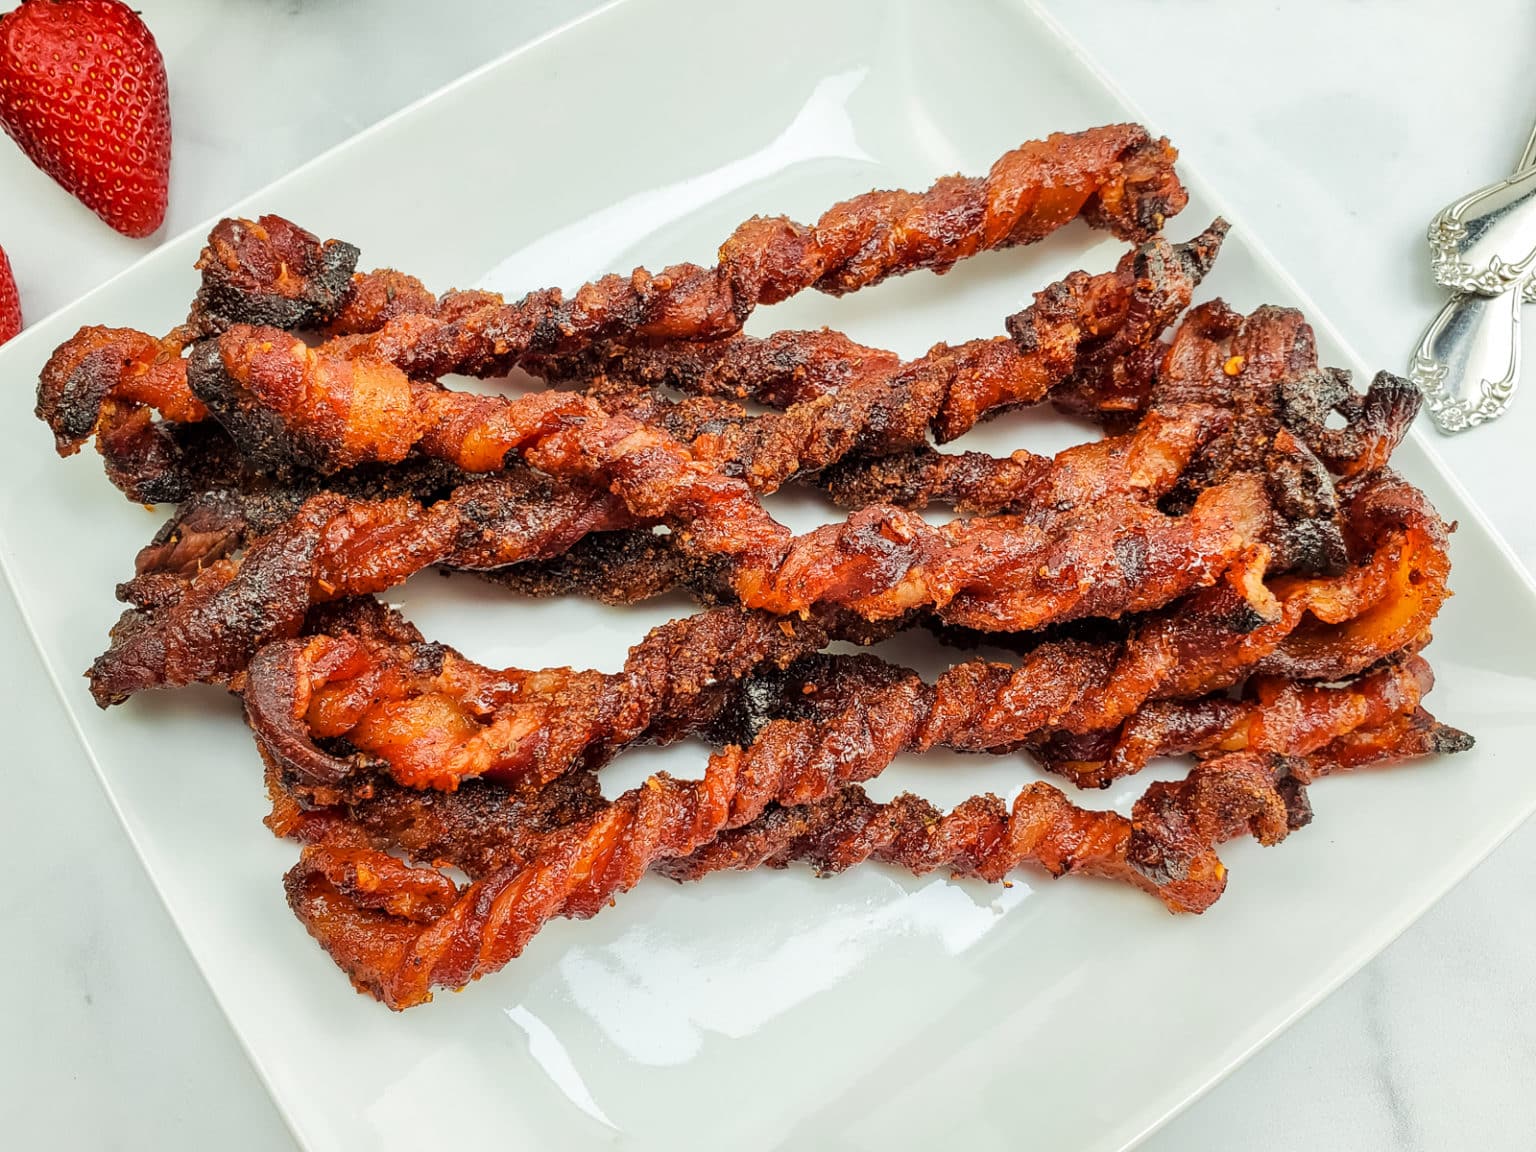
top-left (0, 0), bottom-right (171, 238)
top-left (0, 244), bottom-right (20, 343)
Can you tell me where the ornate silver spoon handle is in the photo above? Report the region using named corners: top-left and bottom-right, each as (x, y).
top-left (1428, 124), bottom-right (1536, 293)
top-left (1412, 289), bottom-right (1523, 432)
top-left (1411, 123), bottom-right (1536, 434)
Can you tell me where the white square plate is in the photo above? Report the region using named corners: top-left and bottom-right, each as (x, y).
top-left (2, 1), bottom-right (1533, 1149)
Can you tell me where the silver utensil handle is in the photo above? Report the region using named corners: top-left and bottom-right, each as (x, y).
top-left (1414, 118), bottom-right (1536, 433)
top-left (1520, 118), bottom-right (1536, 171)
top-left (1412, 290), bottom-right (1523, 432)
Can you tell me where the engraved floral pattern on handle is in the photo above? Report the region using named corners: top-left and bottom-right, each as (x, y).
top-left (1428, 165), bottom-right (1536, 295)
top-left (1409, 289), bottom-right (1523, 432)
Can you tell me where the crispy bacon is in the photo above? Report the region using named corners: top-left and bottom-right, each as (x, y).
top-left (284, 701), bottom-right (1466, 1010)
top-left (29, 238), bottom-right (1216, 522)
top-left (304, 124), bottom-right (1188, 379)
top-left (106, 457), bottom-right (1441, 727)
top-left (278, 673), bottom-right (1214, 1010)
top-left (265, 466), bottom-right (1457, 1007)
top-left (89, 413), bottom-right (1283, 703)
top-left (260, 743), bottom-right (610, 882)
top-left (245, 605), bottom-right (825, 790)
top-left (177, 229), bottom-right (1219, 479)
top-left (17, 114), bottom-right (1477, 1023)
top-left (663, 712), bottom-right (1465, 893)
top-left (810, 306), bottom-right (1415, 569)
top-left (38, 126), bottom-right (1186, 479)
top-left (540, 223), bottom-right (1224, 444)
top-left (191, 214), bottom-right (362, 334)
top-left (182, 284), bottom-right (1228, 515)
top-left (1146, 302), bottom-right (1419, 507)
top-left (262, 618), bottom-right (1466, 1001)
top-left (33, 325), bottom-right (209, 503)
top-left (475, 464), bottom-right (1449, 708)
top-left (593, 300), bottom-right (1418, 533)
top-left (258, 614), bottom-right (1431, 860)
top-left (1031, 651), bottom-right (1437, 787)
top-left (111, 359), bottom-right (1231, 609)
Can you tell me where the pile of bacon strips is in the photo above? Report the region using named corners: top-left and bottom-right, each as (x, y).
top-left (36, 124), bottom-right (1470, 1010)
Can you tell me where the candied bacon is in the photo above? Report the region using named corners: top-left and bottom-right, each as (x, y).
top-left (245, 605), bottom-right (825, 790)
top-left (544, 277), bottom-right (1412, 531)
top-left (538, 222), bottom-right (1224, 444)
top-left (268, 635), bottom-right (1445, 891)
top-left (34, 325), bottom-right (208, 503)
top-left (101, 462), bottom-right (1444, 723)
top-left (1146, 303), bottom-right (1419, 515)
top-left (662, 719), bottom-right (1465, 894)
top-left (88, 424), bottom-right (1279, 704)
top-left (303, 124), bottom-right (1188, 379)
top-left (38, 236), bottom-right (1227, 537)
top-left (38, 126), bottom-right (1187, 478)
top-left (108, 367), bottom-right (1230, 608)
top-left (191, 214), bottom-right (362, 334)
top-left (1031, 651), bottom-right (1437, 787)
top-left (175, 230), bottom-right (1219, 483)
top-left (261, 748), bottom-right (610, 881)
top-left (21, 120), bottom-right (1474, 1019)
top-left (284, 705), bottom-right (1466, 1010)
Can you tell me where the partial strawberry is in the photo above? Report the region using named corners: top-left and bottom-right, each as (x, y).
top-left (0, 244), bottom-right (20, 344)
top-left (0, 0), bottom-right (172, 238)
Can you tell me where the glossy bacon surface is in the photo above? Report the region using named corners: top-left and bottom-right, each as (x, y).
top-left (308, 124), bottom-right (1188, 380)
top-left (89, 423), bottom-right (1279, 704)
top-left (246, 604), bottom-right (824, 790)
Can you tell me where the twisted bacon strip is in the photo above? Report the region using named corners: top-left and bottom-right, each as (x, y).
top-left (1145, 302), bottom-right (1421, 505)
top-left (300, 124), bottom-right (1188, 380)
top-left (576, 302), bottom-right (1417, 544)
top-left (265, 638), bottom-right (1450, 890)
top-left (249, 581), bottom-right (1443, 815)
top-left (281, 669), bottom-right (1242, 1010)
top-left (480, 428), bottom-right (1429, 624)
top-left (89, 472), bottom-right (637, 704)
top-left (168, 236), bottom-right (1221, 518)
top-left (33, 325), bottom-right (211, 503)
top-left (88, 414), bottom-right (1277, 703)
top-left (258, 124), bottom-right (1183, 349)
top-left (261, 747), bottom-right (609, 882)
top-left (177, 234), bottom-right (1219, 481)
top-left (481, 466), bottom-right (1453, 729)
top-left (33, 215), bottom-right (349, 501)
top-left (271, 470), bottom-right (1452, 1008)
top-left (98, 335), bottom-right (1230, 606)
top-left (245, 603), bottom-right (826, 790)
top-left (820, 303), bottom-right (1417, 523)
top-left (36, 126), bottom-right (1185, 482)
top-left (37, 244), bottom-right (1209, 514)
top-left (185, 318), bottom-right (1283, 619)
top-left (1030, 651), bottom-right (1439, 787)
top-left (288, 700), bottom-right (1466, 1009)
top-left (454, 304), bottom-right (1395, 607)
top-left (543, 222), bottom-right (1224, 445)
top-left (540, 328), bottom-right (903, 410)
top-left (33, 235), bottom-right (1222, 546)
top-left (267, 472), bottom-right (1453, 1004)
top-left (210, 466), bottom-right (1450, 780)
top-left (661, 710), bottom-right (1467, 889)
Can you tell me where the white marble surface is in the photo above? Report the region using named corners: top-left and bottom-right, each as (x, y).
top-left (2, 1), bottom-right (1533, 1148)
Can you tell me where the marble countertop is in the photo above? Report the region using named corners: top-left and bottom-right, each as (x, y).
top-left (4, 2), bottom-right (1534, 1148)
